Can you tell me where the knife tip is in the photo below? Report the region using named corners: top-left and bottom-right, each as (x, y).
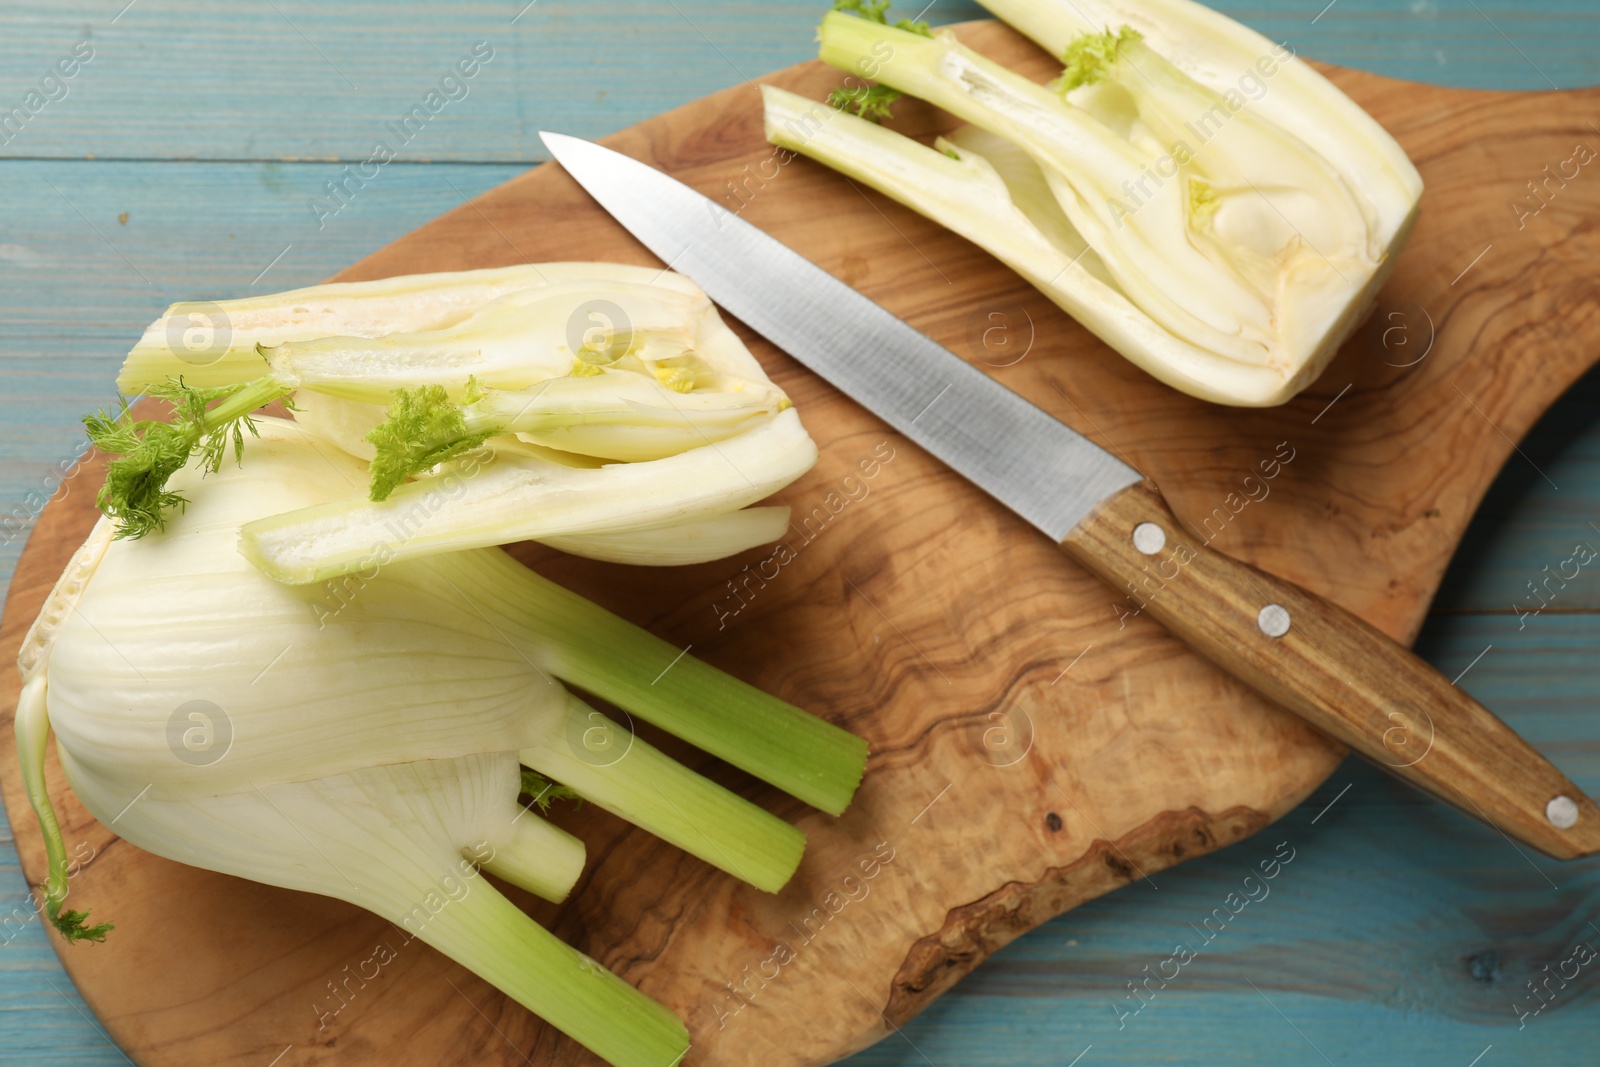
top-left (538, 130), bottom-right (581, 154)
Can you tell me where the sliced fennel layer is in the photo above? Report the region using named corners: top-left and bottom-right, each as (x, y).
top-left (298, 407), bottom-right (794, 565)
top-left (289, 388), bottom-right (389, 460)
top-left (361, 371), bottom-right (791, 501)
top-left (239, 407), bottom-right (817, 584)
top-left (777, 8), bottom-right (1422, 406)
top-left (257, 280), bottom-right (714, 404)
top-left (118, 262), bottom-right (706, 392)
top-left (537, 505), bottom-right (793, 566)
top-left (975, 0), bottom-right (1422, 237)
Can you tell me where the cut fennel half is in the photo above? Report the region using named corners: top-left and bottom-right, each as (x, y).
top-left (91, 266), bottom-right (817, 572)
top-left (766, 3), bottom-right (1422, 406)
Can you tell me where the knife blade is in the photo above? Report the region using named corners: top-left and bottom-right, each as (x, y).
top-left (540, 130), bottom-right (1600, 860)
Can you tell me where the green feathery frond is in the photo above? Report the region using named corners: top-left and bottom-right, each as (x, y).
top-left (1058, 25), bottom-right (1144, 95)
top-left (364, 380), bottom-right (493, 502)
top-left (519, 769), bottom-right (584, 814)
top-left (46, 898), bottom-right (113, 944)
top-left (828, 83), bottom-right (905, 122)
top-left (831, 0), bottom-right (932, 36)
top-left (84, 375), bottom-right (291, 539)
top-left (822, 1), bottom-right (930, 122)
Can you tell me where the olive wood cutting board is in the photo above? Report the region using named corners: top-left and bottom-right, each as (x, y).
top-left (4, 18), bottom-right (1599, 1067)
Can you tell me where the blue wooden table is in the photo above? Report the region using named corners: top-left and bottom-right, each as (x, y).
top-left (2, 1), bottom-right (1597, 1063)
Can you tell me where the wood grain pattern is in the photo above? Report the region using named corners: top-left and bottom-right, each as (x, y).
top-left (1062, 480), bottom-right (1600, 859)
top-left (2, 17), bottom-right (1600, 1067)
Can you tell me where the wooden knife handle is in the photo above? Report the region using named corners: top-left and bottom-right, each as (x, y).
top-left (1060, 480), bottom-right (1600, 860)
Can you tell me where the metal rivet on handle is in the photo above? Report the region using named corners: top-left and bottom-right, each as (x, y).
top-left (1132, 522), bottom-right (1166, 555)
top-left (1547, 794), bottom-right (1579, 829)
top-left (1257, 604), bottom-right (1291, 639)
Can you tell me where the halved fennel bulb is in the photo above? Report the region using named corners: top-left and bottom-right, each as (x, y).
top-left (99, 265), bottom-right (817, 572)
top-left (765, 1), bottom-right (1422, 405)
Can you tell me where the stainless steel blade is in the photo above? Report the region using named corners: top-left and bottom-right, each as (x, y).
top-left (540, 131), bottom-right (1142, 540)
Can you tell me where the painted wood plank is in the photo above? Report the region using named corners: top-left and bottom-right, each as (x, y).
top-left (0, 804), bottom-right (140, 1067)
top-left (1432, 367), bottom-right (1600, 615)
top-left (0, 0), bottom-right (981, 164)
top-left (0, 1), bottom-right (1594, 164)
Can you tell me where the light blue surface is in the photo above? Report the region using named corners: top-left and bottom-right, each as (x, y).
top-left (0, 1), bottom-right (1596, 1064)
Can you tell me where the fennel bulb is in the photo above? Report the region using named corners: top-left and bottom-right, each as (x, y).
top-left (92, 266), bottom-right (816, 572)
top-left (765, 0), bottom-right (1423, 406)
top-left (18, 418), bottom-right (866, 1067)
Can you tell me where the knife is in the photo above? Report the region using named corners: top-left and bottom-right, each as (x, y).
top-left (540, 130), bottom-right (1599, 861)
